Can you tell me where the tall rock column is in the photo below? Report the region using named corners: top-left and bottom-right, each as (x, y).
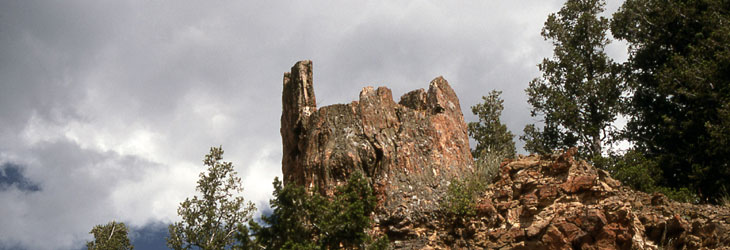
top-left (280, 60), bottom-right (316, 185)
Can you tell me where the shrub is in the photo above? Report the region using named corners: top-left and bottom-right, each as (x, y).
top-left (595, 150), bottom-right (698, 203)
top-left (442, 149), bottom-right (506, 222)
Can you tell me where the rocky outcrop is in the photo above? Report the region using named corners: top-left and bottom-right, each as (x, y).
top-left (280, 60), bottom-right (474, 231)
top-left (279, 61), bottom-right (730, 249)
top-left (418, 149), bottom-right (730, 249)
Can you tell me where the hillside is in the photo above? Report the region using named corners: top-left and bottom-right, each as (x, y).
top-left (279, 60), bottom-right (730, 249)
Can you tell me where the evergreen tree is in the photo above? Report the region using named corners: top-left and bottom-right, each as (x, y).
top-left (86, 221), bottom-right (134, 250)
top-left (249, 173), bottom-right (387, 250)
top-left (167, 146), bottom-right (256, 250)
top-left (523, 0), bottom-right (624, 158)
top-left (611, 0), bottom-right (730, 202)
top-left (248, 177), bottom-right (325, 250)
top-left (468, 90), bottom-right (516, 159)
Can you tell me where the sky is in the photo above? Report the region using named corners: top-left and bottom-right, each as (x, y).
top-left (0, 1), bottom-right (627, 249)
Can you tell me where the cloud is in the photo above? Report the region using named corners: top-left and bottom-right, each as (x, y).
top-left (0, 139), bottom-right (179, 250)
top-left (0, 1), bottom-right (627, 249)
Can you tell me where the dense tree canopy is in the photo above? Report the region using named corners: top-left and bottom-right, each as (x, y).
top-left (167, 146), bottom-right (256, 250)
top-left (523, 0), bottom-right (624, 158)
top-left (612, 0), bottom-right (730, 202)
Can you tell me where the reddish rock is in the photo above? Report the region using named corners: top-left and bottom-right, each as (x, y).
top-left (561, 174), bottom-right (597, 193)
top-left (542, 225), bottom-right (570, 250)
top-left (556, 221), bottom-right (585, 243)
top-left (278, 61), bottom-right (730, 249)
top-left (280, 61), bottom-right (474, 240)
top-left (475, 200), bottom-right (496, 216)
top-left (463, 150), bottom-right (730, 249)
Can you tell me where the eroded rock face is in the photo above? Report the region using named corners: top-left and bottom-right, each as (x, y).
top-left (280, 60), bottom-right (474, 232)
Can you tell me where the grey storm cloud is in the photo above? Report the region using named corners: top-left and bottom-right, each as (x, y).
top-left (0, 1), bottom-right (626, 249)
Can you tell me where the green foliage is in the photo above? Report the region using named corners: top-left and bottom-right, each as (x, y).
top-left (86, 221), bottom-right (133, 250)
top-left (249, 172), bottom-right (387, 250)
top-left (611, 0), bottom-right (730, 202)
top-left (462, 89), bottom-right (513, 218)
top-left (721, 189), bottom-right (730, 208)
top-left (247, 178), bottom-right (319, 250)
top-left (462, 89), bottom-right (513, 220)
top-left (521, 123), bottom-right (569, 155)
top-left (593, 150), bottom-right (662, 193)
top-left (366, 236), bottom-right (390, 250)
top-left (441, 149), bottom-right (503, 224)
top-left (442, 179), bottom-right (481, 219)
top-left (594, 150), bottom-right (697, 203)
top-left (468, 90), bottom-right (516, 159)
top-left (473, 147), bottom-right (503, 185)
top-left (654, 187), bottom-right (698, 204)
top-left (523, 0), bottom-right (624, 158)
top-left (167, 146), bottom-right (256, 250)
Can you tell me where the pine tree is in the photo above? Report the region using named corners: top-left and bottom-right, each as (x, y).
top-left (523, 0), bottom-right (624, 158)
top-left (249, 173), bottom-right (387, 250)
top-left (167, 146), bottom-right (256, 250)
top-left (468, 90), bottom-right (516, 159)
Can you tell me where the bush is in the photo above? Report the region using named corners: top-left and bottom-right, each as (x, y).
top-left (473, 148), bottom-right (503, 184)
top-left (442, 179), bottom-right (480, 218)
top-left (595, 150), bottom-right (698, 203)
top-left (442, 149), bottom-right (506, 222)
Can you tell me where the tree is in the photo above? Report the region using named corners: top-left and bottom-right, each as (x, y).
top-left (248, 177), bottom-right (325, 250)
top-left (611, 0), bottom-right (730, 202)
top-left (522, 0), bottom-right (624, 158)
top-left (249, 172), bottom-right (387, 250)
top-left (468, 90), bottom-right (516, 159)
top-left (86, 221), bottom-right (134, 250)
top-left (167, 146), bottom-right (256, 250)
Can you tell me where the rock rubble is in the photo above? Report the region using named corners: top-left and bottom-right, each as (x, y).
top-left (422, 150), bottom-right (730, 249)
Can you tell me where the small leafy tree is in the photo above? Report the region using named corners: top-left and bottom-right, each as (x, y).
top-left (167, 146), bottom-right (256, 250)
top-left (86, 221), bottom-right (133, 250)
top-left (523, 0), bottom-right (624, 158)
top-left (249, 172), bottom-right (387, 250)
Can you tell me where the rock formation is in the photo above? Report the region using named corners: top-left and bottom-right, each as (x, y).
top-left (425, 149), bottom-right (730, 249)
top-left (281, 60), bottom-right (474, 233)
top-left (279, 61), bottom-right (730, 249)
